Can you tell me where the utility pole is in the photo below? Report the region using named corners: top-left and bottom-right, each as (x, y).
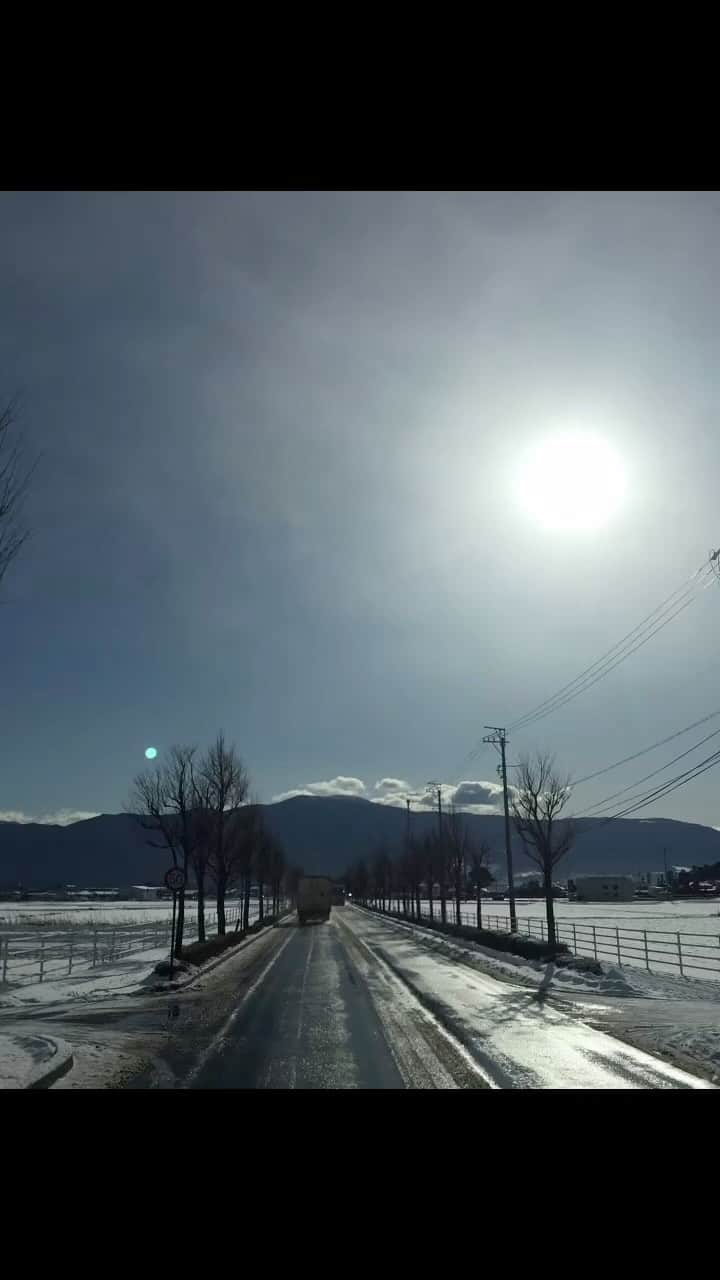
top-left (427, 781), bottom-right (445, 921)
top-left (405, 798), bottom-right (412, 916)
top-left (426, 781), bottom-right (443, 841)
top-left (482, 727), bottom-right (517, 932)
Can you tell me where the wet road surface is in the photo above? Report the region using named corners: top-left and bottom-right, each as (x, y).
top-left (10, 907), bottom-right (710, 1089)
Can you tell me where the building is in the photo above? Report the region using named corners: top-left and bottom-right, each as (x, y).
top-left (568, 875), bottom-right (635, 902)
top-left (129, 884), bottom-right (168, 901)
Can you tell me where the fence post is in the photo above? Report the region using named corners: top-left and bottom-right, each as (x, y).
top-left (572, 923), bottom-right (577, 953)
top-left (2, 938), bottom-right (8, 984)
top-left (68, 937), bottom-right (74, 976)
top-left (592, 926), bottom-right (598, 961)
top-left (644, 930), bottom-right (650, 970)
top-left (92, 929), bottom-right (98, 967)
top-left (677, 932), bottom-right (684, 976)
top-left (110, 929), bottom-right (116, 961)
top-left (616, 928), bottom-right (622, 967)
top-left (540, 920), bottom-right (545, 942)
top-left (39, 939), bottom-right (45, 983)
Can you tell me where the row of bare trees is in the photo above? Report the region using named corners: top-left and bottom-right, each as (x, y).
top-left (344, 807), bottom-right (495, 931)
top-left (345, 754), bottom-right (575, 946)
top-left (129, 734), bottom-right (288, 954)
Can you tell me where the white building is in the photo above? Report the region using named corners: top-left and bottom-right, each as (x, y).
top-left (569, 875), bottom-right (635, 902)
top-left (129, 885), bottom-right (168, 901)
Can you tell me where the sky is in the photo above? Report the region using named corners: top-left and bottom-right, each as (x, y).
top-left (2, 190), bottom-right (720, 829)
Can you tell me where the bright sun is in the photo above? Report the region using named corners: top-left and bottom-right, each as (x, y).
top-left (514, 432), bottom-right (627, 531)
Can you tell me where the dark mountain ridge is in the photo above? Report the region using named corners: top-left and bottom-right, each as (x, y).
top-left (2, 795), bottom-right (719, 889)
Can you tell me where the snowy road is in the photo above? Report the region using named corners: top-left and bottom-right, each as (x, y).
top-left (22, 907), bottom-right (712, 1089)
top-left (341, 909), bottom-right (711, 1089)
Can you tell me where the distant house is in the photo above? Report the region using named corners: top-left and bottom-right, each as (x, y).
top-left (568, 876), bottom-right (635, 903)
top-left (129, 884), bottom-right (168, 901)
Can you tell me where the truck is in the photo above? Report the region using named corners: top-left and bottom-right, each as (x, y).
top-left (297, 876), bottom-right (333, 925)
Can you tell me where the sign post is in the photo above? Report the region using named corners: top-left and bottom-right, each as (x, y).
top-left (164, 866), bottom-right (187, 980)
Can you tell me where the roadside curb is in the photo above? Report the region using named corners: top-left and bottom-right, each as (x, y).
top-left (25, 1036), bottom-right (74, 1090)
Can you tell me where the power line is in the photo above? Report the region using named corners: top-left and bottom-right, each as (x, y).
top-left (508, 567), bottom-right (715, 733)
top-left (575, 745), bottom-right (720, 834)
top-left (571, 707), bottom-right (720, 786)
top-left (507, 561), bottom-right (708, 731)
top-left (578, 725), bottom-right (720, 815)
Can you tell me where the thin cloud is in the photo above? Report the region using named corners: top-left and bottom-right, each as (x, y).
top-left (0, 809), bottom-right (100, 826)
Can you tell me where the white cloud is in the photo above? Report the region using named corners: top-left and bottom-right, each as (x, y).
top-left (373, 778), bottom-right (411, 795)
top-left (272, 774), bottom-right (507, 815)
top-left (0, 809), bottom-right (100, 826)
top-left (271, 776), bottom-right (367, 803)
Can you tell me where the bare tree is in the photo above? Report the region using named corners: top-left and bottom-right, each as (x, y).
top-left (255, 821), bottom-right (276, 921)
top-left (230, 801), bottom-right (263, 932)
top-left (445, 806), bottom-right (470, 926)
top-left (200, 733), bottom-right (249, 934)
top-left (469, 840), bottom-right (493, 930)
top-left (423, 833), bottom-right (436, 921)
top-left (128, 744), bottom-right (198, 953)
top-left (0, 400), bottom-right (37, 589)
top-left (269, 837), bottom-right (286, 916)
top-left (511, 753), bottom-right (574, 946)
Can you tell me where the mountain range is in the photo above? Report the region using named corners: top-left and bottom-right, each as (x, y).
top-left (2, 795), bottom-right (720, 889)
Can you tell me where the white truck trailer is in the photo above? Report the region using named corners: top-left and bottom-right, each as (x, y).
top-left (297, 876), bottom-right (333, 925)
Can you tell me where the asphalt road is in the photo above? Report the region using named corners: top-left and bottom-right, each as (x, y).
top-left (183, 914), bottom-right (486, 1089)
top-left (15, 905), bottom-right (709, 1089)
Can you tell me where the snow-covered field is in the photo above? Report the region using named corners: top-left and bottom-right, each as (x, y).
top-left (401, 898), bottom-right (720, 981)
top-left (0, 943), bottom-right (171, 1009)
top-left (0, 897), bottom-right (246, 932)
top-left (0, 898), bottom-right (284, 1005)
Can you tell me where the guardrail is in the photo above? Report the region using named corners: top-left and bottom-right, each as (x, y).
top-left (0, 900), bottom-right (286, 989)
top-left (366, 897), bottom-right (720, 981)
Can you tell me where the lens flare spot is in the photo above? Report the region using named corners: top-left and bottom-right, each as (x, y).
top-left (145, 746), bottom-right (158, 760)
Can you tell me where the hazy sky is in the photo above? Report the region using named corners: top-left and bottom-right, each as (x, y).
top-left (2, 190), bottom-right (719, 828)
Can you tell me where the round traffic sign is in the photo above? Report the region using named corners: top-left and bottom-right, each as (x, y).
top-left (164, 866), bottom-right (186, 892)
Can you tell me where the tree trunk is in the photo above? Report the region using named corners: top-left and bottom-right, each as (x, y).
top-left (174, 847), bottom-right (189, 953)
top-left (455, 882), bottom-right (462, 927)
top-left (415, 884), bottom-right (421, 920)
top-left (217, 875), bottom-right (227, 935)
top-left (243, 874), bottom-right (251, 931)
top-left (427, 863), bottom-right (434, 921)
top-left (175, 888), bottom-right (186, 956)
top-left (440, 874), bottom-right (447, 925)
top-left (259, 879), bottom-right (264, 922)
top-left (197, 872), bottom-right (206, 944)
top-left (544, 867), bottom-right (556, 946)
top-left (476, 883), bottom-right (482, 931)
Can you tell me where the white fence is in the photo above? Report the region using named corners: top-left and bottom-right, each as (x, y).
top-left (368, 898), bottom-right (720, 981)
top-left (0, 900), bottom-right (287, 990)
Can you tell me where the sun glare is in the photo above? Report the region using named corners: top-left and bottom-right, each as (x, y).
top-left (514, 432), bottom-right (627, 531)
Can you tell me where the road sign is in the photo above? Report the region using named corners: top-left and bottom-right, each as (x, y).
top-left (164, 867), bottom-right (186, 892)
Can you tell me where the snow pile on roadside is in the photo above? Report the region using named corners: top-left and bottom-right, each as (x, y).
top-left (363, 912), bottom-right (720, 1083)
top-left (374, 914), bottom-right (720, 1004)
top-left (0, 1032), bottom-right (73, 1089)
top-left (0, 1034), bottom-right (40, 1087)
top-left (0, 945), bottom-right (169, 1009)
